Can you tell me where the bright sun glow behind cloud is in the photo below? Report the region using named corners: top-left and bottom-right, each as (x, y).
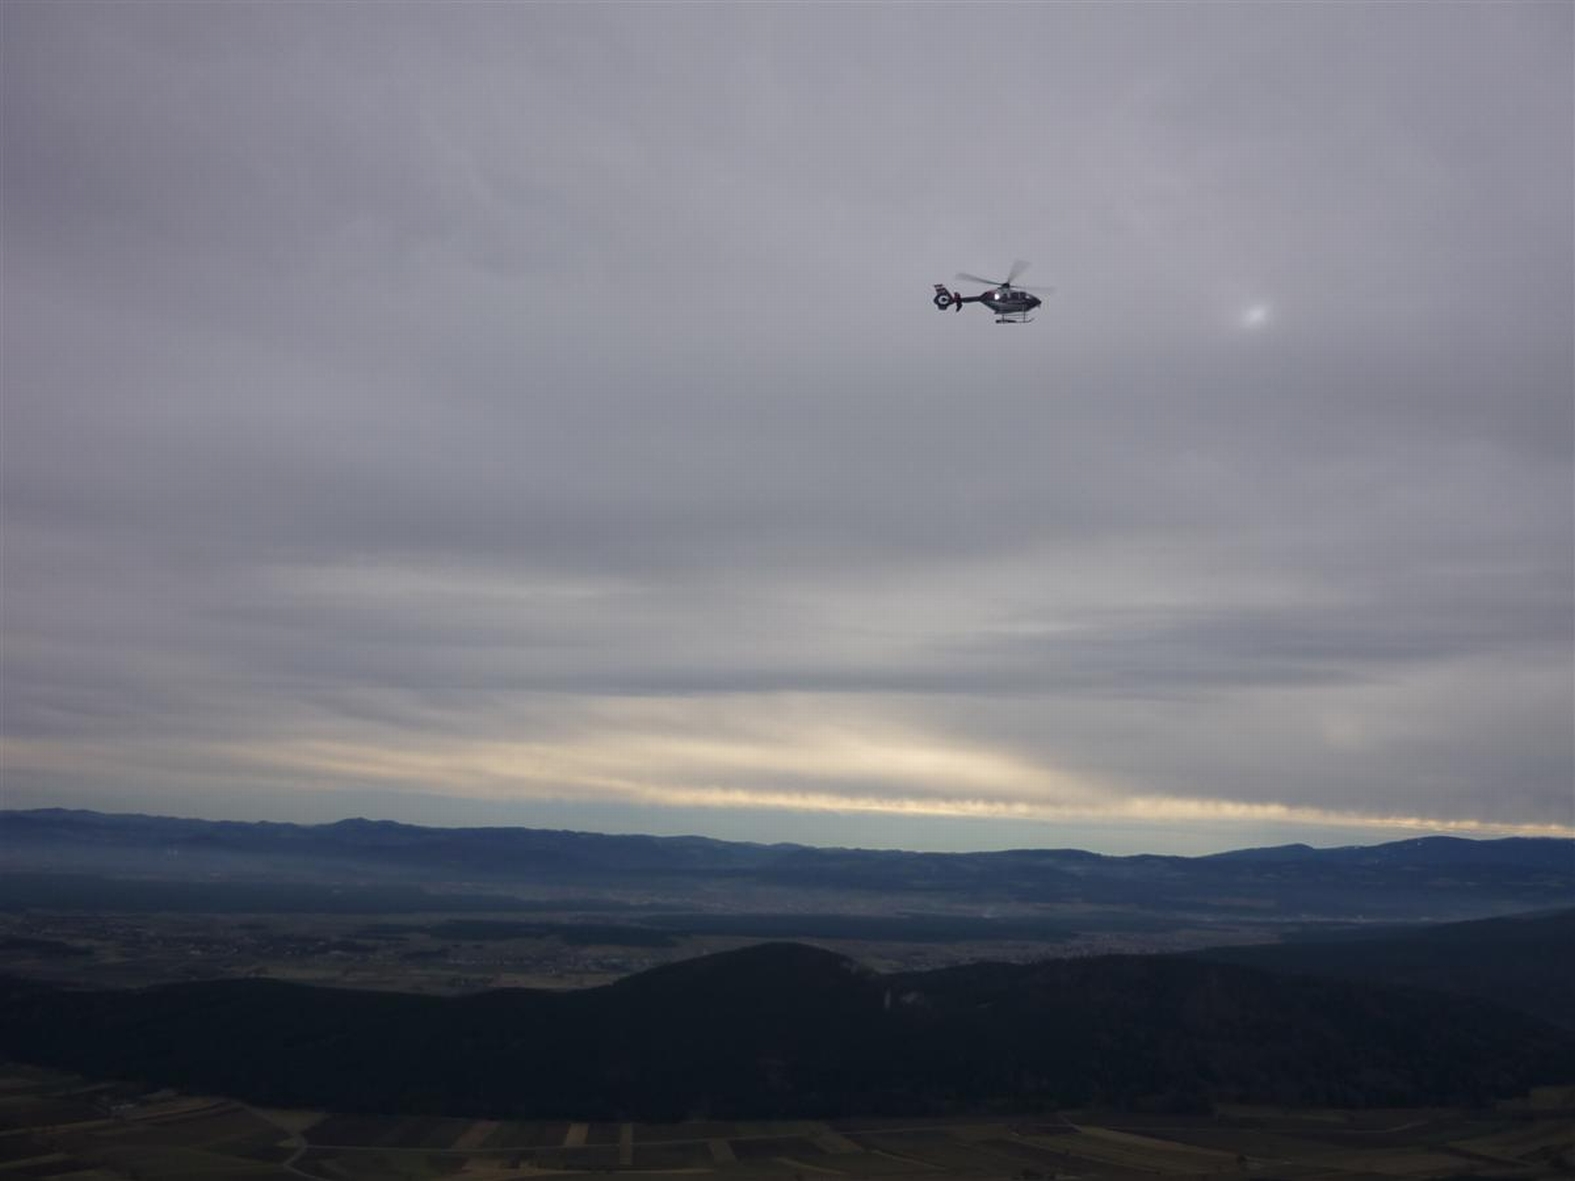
top-left (6, 705), bottom-right (1571, 841)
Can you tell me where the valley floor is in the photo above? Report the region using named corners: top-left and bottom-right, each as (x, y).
top-left (0, 907), bottom-right (1272, 996)
top-left (2, 1061), bottom-right (1570, 1181)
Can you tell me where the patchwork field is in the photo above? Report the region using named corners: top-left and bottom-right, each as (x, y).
top-left (0, 1061), bottom-right (1569, 1181)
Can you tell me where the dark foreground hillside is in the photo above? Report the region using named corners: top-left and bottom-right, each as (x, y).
top-left (2, 942), bottom-right (1570, 1119)
top-left (1191, 907), bottom-right (1575, 1029)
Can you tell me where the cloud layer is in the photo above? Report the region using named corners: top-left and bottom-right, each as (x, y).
top-left (3, 2), bottom-right (1571, 849)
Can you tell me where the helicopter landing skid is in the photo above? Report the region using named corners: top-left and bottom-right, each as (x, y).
top-left (996, 315), bottom-right (1034, 324)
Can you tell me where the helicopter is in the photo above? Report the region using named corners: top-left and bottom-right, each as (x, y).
top-left (932, 260), bottom-right (1053, 323)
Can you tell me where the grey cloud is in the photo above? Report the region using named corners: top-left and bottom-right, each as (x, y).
top-left (2, 1), bottom-right (1570, 844)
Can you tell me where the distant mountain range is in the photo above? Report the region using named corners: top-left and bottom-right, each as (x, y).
top-left (3, 808), bottom-right (1570, 922)
top-left (3, 924), bottom-right (1571, 1118)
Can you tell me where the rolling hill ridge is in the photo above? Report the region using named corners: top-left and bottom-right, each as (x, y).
top-left (3, 809), bottom-right (1570, 921)
top-left (1190, 906), bottom-right (1575, 1029)
top-left (3, 939), bottom-right (1570, 1119)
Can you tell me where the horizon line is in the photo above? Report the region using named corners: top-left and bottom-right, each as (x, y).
top-left (4, 803), bottom-right (1571, 860)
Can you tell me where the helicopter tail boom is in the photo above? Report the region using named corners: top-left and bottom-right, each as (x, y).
top-left (932, 284), bottom-right (964, 311)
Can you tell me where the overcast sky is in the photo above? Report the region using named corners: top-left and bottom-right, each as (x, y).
top-left (2, 1), bottom-right (1571, 854)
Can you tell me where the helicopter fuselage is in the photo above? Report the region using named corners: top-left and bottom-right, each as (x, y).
top-left (981, 287), bottom-right (1040, 316)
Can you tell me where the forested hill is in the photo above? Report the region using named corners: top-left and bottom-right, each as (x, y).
top-left (2, 942), bottom-right (1570, 1118)
top-left (3, 808), bottom-right (1570, 919)
top-left (1191, 906), bottom-right (1575, 1029)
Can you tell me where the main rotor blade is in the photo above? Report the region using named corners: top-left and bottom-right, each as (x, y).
top-left (956, 271), bottom-right (1004, 287)
top-left (1006, 259), bottom-right (1031, 285)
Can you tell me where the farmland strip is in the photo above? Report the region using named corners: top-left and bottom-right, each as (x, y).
top-left (452, 1119), bottom-right (500, 1151)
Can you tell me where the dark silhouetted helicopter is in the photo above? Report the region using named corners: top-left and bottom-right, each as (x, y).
top-left (932, 261), bottom-right (1053, 323)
